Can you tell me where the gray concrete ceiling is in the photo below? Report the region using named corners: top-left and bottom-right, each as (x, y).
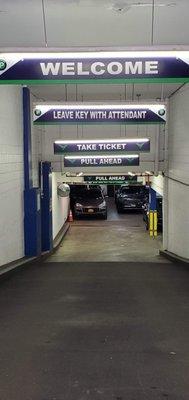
top-left (30, 82), bottom-right (180, 102)
top-left (0, 0), bottom-right (188, 48)
top-left (0, 0), bottom-right (187, 101)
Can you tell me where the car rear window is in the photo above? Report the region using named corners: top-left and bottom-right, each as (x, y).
top-left (121, 186), bottom-right (143, 195)
top-left (78, 189), bottom-right (102, 199)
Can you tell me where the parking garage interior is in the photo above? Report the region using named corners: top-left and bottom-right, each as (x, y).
top-left (46, 175), bottom-right (163, 263)
top-left (1, 1), bottom-right (189, 399)
top-left (1, 54), bottom-right (189, 399)
top-left (28, 82), bottom-right (169, 263)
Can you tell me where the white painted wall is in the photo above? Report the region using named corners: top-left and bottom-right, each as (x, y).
top-left (164, 85), bottom-right (189, 259)
top-left (57, 175), bottom-right (84, 184)
top-left (52, 172), bottom-right (69, 240)
top-left (151, 174), bottom-right (164, 196)
top-left (30, 93), bottom-right (43, 187)
top-left (0, 86), bottom-right (24, 267)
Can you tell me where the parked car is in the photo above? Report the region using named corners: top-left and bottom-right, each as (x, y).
top-left (73, 187), bottom-right (107, 219)
top-left (115, 185), bottom-right (148, 212)
top-left (143, 195), bottom-right (163, 231)
top-left (69, 185), bottom-right (87, 211)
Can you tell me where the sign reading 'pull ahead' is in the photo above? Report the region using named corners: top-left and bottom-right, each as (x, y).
top-left (34, 104), bottom-right (166, 124)
top-left (64, 155), bottom-right (139, 167)
top-left (1, 51), bottom-right (189, 83)
top-left (84, 175), bottom-right (138, 184)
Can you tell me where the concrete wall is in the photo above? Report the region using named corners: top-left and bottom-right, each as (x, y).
top-left (164, 84), bottom-right (189, 259)
top-left (52, 172), bottom-right (69, 240)
top-left (0, 86), bottom-right (24, 266)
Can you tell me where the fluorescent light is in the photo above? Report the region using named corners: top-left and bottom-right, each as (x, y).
top-left (128, 172), bottom-right (135, 176)
top-left (77, 172), bottom-right (83, 176)
top-left (35, 104), bottom-right (165, 111)
top-left (55, 138), bottom-right (149, 144)
top-left (145, 171), bottom-right (153, 174)
top-left (64, 155), bottom-right (139, 160)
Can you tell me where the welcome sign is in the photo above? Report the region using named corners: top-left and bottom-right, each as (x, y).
top-left (64, 155), bottom-right (139, 167)
top-left (1, 51), bottom-right (189, 83)
top-left (54, 138), bottom-right (150, 154)
top-left (34, 104), bottom-right (166, 124)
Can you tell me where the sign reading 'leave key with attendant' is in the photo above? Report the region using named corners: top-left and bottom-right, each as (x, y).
top-left (34, 104), bottom-right (166, 124)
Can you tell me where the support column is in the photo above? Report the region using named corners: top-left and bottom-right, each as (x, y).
top-left (23, 87), bottom-right (41, 257)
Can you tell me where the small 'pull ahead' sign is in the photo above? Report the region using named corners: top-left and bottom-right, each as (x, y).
top-left (84, 175), bottom-right (137, 185)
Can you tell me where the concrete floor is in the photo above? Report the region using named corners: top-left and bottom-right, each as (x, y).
top-left (0, 260), bottom-right (189, 400)
top-left (48, 198), bottom-right (167, 263)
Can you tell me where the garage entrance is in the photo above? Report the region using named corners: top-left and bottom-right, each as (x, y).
top-left (1, 50), bottom-right (189, 261)
top-left (47, 175), bottom-right (165, 263)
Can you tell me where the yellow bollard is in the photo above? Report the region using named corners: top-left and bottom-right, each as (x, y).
top-left (149, 211), bottom-right (158, 237)
top-left (153, 211), bottom-right (158, 237)
top-left (149, 211), bottom-right (154, 237)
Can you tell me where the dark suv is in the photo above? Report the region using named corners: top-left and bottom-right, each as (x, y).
top-left (115, 185), bottom-right (148, 213)
top-left (73, 187), bottom-right (107, 219)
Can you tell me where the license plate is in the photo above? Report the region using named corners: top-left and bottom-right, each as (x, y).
top-left (88, 208), bottom-right (94, 213)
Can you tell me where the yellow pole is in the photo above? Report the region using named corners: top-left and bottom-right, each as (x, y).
top-left (153, 211), bottom-right (158, 237)
top-left (149, 211), bottom-right (154, 237)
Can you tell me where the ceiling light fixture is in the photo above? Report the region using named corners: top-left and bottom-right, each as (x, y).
top-left (35, 104), bottom-right (165, 110)
top-left (55, 138), bottom-right (149, 144)
top-left (64, 154), bottom-right (139, 160)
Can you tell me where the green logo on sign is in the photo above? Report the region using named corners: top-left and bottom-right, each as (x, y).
top-left (60, 144), bottom-right (68, 150)
top-left (34, 109), bottom-right (42, 116)
top-left (136, 142), bottom-right (144, 149)
top-left (158, 109), bottom-right (165, 116)
top-left (69, 159), bottom-right (76, 164)
top-left (0, 60), bottom-right (7, 71)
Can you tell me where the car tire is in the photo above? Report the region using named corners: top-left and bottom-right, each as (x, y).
top-left (102, 212), bottom-right (107, 219)
top-left (117, 206), bottom-right (122, 213)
